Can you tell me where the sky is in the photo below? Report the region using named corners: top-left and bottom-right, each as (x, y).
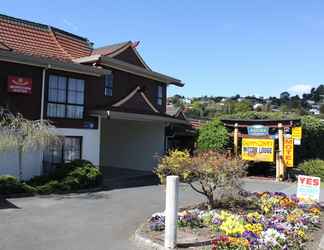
top-left (1, 1), bottom-right (324, 98)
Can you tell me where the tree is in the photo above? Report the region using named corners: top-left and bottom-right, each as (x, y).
top-left (233, 100), bottom-right (252, 113)
top-left (155, 150), bottom-right (246, 209)
top-left (0, 113), bottom-right (60, 180)
top-left (280, 91), bottom-right (290, 100)
top-left (197, 118), bottom-right (229, 151)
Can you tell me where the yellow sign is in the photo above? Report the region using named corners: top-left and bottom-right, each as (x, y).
top-left (292, 127), bottom-right (302, 140)
top-left (242, 138), bottom-right (274, 162)
top-left (284, 138), bottom-right (294, 167)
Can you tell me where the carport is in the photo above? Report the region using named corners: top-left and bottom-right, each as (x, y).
top-left (92, 110), bottom-right (189, 175)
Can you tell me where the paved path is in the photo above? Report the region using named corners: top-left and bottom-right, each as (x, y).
top-left (0, 179), bottom-right (323, 250)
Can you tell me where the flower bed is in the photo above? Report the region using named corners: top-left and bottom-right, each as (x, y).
top-left (148, 192), bottom-right (322, 249)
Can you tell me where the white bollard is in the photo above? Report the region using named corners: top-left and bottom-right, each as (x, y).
top-left (164, 175), bottom-right (179, 249)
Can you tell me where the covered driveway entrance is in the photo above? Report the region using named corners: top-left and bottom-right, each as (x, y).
top-left (100, 118), bottom-right (165, 171)
top-left (95, 111), bottom-right (189, 177)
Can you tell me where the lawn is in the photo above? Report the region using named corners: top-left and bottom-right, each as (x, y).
top-left (321, 182), bottom-right (324, 188)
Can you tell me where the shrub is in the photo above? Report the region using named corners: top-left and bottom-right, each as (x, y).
top-left (295, 116), bottom-right (324, 162)
top-left (28, 159), bottom-right (102, 193)
top-left (221, 111), bottom-right (299, 120)
top-left (0, 175), bottom-right (36, 195)
top-left (155, 150), bottom-right (246, 209)
top-left (197, 118), bottom-right (229, 151)
top-left (298, 159), bottom-right (324, 179)
top-left (36, 180), bottom-right (63, 194)
top-left (155, 149), bottom-right (192, 184)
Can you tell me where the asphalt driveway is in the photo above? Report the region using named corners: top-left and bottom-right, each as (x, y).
top-left (0, 179), bottom-right (323, 250)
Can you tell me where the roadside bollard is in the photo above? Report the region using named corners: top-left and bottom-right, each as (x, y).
top-left (164, 175), bottom-right (179, 249)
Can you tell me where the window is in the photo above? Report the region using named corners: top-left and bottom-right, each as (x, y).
top-left (157, 85), bottom-right (163, 105)
top-left (104, 73), bottom-right (113, 96)
top-left (47, 75), bottom-right (85, 119)
top-left (44, 137), bottom-right (82, 164)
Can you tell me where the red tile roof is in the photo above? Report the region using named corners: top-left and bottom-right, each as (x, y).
top-left (0, 14), bottom-right (92, 61)
top-left (91, 41), bottom-right (140, 57)
top-left (0, 14), bottom-right (147, 68)
top-left (91, 41), bottom-right (131, 56)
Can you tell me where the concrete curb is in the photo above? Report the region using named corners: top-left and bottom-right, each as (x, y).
top-left (2, 187), bottom-right (103, 199)
top-left (134, 226), bottom-right (164, 250)
top-left (319, 236), bottom-right (324, 250)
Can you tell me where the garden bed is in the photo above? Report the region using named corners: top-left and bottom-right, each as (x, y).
top-left (140, 192), bottom-right (323, 249)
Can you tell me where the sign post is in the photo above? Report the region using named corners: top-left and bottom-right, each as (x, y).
top-left (278, 123), bottom-right (285, 180)
top-left (164, 176), bottom-right (179, 249)
top-left (234, 123), bottom-right (239, 156)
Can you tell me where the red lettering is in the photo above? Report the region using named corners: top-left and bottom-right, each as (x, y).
top-left (299, 176), bottom-right (306, 184)
top-left (306, 178), bottom-right (312, 185)
top-left (313, 179), bottom-right (320, 186)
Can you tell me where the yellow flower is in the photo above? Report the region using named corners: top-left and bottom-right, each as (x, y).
top-left (228, 237), bottom-right (249, 248)
top-left (297, 229), bottom-right (308, 240)
top-left (244, 223), bottom-right (263, 236)
top-left (219, 211), bottom-right (245, 236)
top-left (309, 207), bottom-right (321, 216)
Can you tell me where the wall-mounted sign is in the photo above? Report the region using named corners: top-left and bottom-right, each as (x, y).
top-left (283, 138), bottom-right (294, 167)
top-left (247, 125), bottom-right (269, 136)
top-left (292, 127), bottom-right (302, 140)
top-left (83, 121), bottom-right (95, 129)
top-left (242, 138), bottom-right (274, 162)
top-left (297, 175), bottom-right (321, 202)
top-left (7, 76), bottom-right (32, 94)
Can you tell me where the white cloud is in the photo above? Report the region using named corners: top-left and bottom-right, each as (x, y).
top-left (287, 84), bottom-right (314, 96)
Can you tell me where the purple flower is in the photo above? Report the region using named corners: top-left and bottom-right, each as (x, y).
top-left (212, 217), bottom-right (221, 225)
top-left (242, 230), bottom-right (259, 244)
top-left (274, 192), bottom-right (286, 197)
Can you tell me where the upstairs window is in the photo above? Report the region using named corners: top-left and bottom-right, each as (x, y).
top-left (157, 85), bottom-right (163, 106)
top-left (104, 73), bottom-right (113, 96)
top-left (47, 75), bottom-right (85, 119)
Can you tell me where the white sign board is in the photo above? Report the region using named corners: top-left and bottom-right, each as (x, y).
top-left (297, 175), bottom-right (321, 202)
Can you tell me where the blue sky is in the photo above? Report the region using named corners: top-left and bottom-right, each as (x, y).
top-left (1, 1), bottom-right (324, 98)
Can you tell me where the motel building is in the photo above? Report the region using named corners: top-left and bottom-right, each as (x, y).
top-left (0, 14), bottom-right (188, 180)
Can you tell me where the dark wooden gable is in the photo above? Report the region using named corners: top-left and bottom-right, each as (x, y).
top-left (113, 47), bottom-right (149, 69)
top-left (111, 86), bottom-right (159, 114)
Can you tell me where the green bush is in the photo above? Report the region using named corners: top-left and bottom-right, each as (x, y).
top-left (298, 159), bottom-right (324, 179)
top-left (29, 159), bottom-right (102, 194)
top-left (36, 180), bottom-right (63, 194)
top-left (197, 118), bottom-right (229, 151)
top-left (0, 175), bottom-right (36, 195)
top-left (221, 111), bottom-right (299, 120)
top-left (295, 116), bottom-right (324, 162)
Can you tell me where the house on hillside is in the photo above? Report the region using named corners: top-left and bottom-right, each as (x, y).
top-left (0, 14), bottom-right (187, 180)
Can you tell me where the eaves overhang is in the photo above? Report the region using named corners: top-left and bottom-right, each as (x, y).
top-left (91, 110), bottom-right (190, 125)
top-left (0, 50), bottom-right (110, 77)
top-left (74, 55), bottom-right (184, 87)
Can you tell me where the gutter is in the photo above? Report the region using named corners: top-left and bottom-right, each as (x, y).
top-left (74, 55), bottom-right (184, 87)
top-left (92, 110), bottom-right (190, 125)
top-left (0, 50), bottom-right (109, 77)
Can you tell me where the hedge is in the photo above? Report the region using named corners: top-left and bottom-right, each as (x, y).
top-left (0, 160), bottom-right (102, 195)
top-left (298, 159), bottom-right (324, 179)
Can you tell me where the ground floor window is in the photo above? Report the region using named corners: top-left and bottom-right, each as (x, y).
top-left (44, 136), bottom-right (82, 164)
